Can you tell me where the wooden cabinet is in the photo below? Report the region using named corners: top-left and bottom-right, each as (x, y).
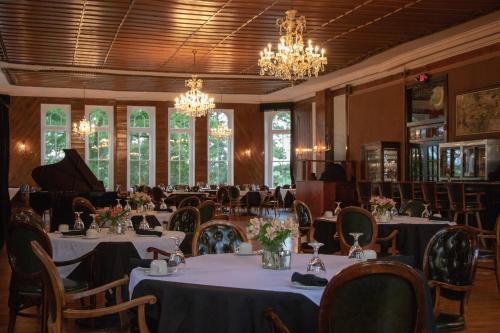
top-left (361, 141), bottom-right (400, 182)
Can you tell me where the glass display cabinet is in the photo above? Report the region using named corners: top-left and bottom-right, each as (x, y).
top-left (439, 139), bottom-right (500, 181)
top-left (361, 142), bottom-right (400, 182)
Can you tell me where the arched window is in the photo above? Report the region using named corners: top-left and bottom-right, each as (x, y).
top-left (41, 104), bottom-right (71, 165)
top-left (168, 109), bottom-right (195, 186)
top-left (85, 106), bottom-right (114, 190)
top-left (127, 106), bottom-right (155, 188)
top-left (208, 109), bottom-right (233, 185)
top-left (265, 111), bottom-right (291, 187)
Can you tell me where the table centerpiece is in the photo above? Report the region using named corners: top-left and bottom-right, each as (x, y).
top-left (369, 196), bottom-right (396, 222)
top-left (247, 217), bottom-right (299, 270)
top-left (129, 192), bottom-right (152, 213)
top-left (98, 207), bottom-right (129, 234)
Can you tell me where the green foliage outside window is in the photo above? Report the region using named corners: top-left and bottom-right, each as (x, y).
top-left (87, 108), bottom-right (110, 188)
top-left (43, 107), bottom-right (68, 164)
top-left (271, 112), bottom-right (292, 187)
top-left (169, 112), bottom-right (191, 185)
top-left (208, 112), bottom-right (230, 185)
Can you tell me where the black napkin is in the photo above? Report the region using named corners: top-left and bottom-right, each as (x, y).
top-left (429, 215), bottom-right (450, 222)
top-left (61, 230), bottom-right (86, 236)
top-left (129, 258), bottom-right (175, 269)
top-left (136, 229), bottom-right (163, 237)
top-left (291, 272), bottom-right (328, 287)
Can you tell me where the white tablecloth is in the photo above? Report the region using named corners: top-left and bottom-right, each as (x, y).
top-left (129, 253), bottom-right (354, 306)
top-left (49, 230), bottom-right (185, 278)
top-left (280, 188), bottom-right (296, 200)
top-left (316, 215), bottom-right (455, 225)
top-left (239, 190), bottom-right (268, 200)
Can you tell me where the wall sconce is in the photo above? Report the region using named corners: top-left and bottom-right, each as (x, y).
top-left (243, 149), bottom-right (252, 158)
top-left (18, 141), bottom-right (27, 154)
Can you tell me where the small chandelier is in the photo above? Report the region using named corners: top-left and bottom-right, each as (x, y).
top-left (174, 50), bottom-right (215, 117)
top-left (210, 123), bottom-right (232, 139)
top-left (72, 84), bottom-right (95, 139)
top-left (258, 9), bottom-right (327, 83)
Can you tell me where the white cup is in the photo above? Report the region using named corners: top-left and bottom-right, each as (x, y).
top-left (153, 226), bottom-right (164, 233)
top-left (364, 249), bottom-right (377, 260)
top-left (86, 229), bottom-right (98, 238)
top-left (58, 224), bottom-right (69, 232)
top-left (323, 211), bottom-right (333, 218)
top-left (150, 259), bottom-right (168, 275)
top-left (238, 242), bottom-right (253, 255)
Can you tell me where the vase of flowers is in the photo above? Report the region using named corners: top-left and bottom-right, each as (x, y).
top-left (129, 192), bottom-right (151, 213)
top-left (370, 196), bottom-right (396, 222)
top-left (247, 218), bottom-right (299, 270)
top-left (98, 207), bottom-right (129, 234)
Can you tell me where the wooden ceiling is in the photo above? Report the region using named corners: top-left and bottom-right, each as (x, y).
top-left (1, 0), bottom-right (499, 94)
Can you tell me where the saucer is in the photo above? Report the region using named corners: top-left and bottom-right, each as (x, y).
top-left (144, 270), bottom-right (173, 277)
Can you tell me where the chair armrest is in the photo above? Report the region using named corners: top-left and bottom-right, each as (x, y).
top-left (54, 249), bottom-right (96, 267)
top-left (213, 214), bottom-right (229, 220)
top-left (66, 276), bottom-right (129, 302)
top-left (147, 247), bottom-right (171, 259)
top-left (264, 308), bottom-right (291, 333)
top-left (428, 280), bottom-right (473, 292)
top-left (376, 230), bottom-right (399, 242)
top-left (63, 295), bottom-right (157, 319)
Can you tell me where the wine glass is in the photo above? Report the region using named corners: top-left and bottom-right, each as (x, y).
top-left (390, 205), bottom-right (399, 217)
top-left (115, 199), bottom-right (122, 209)
top-left (306, 242), bottom-right (326, 275)
top-left (73, 212), bottom-right (85, 231)
top-left (334, 202), bottom-right (342, 216)
top-left (138, 215), bottom-right (150, 230)
top-left (421, 204), bottom-right (431, 219)
top-left (168, 236), bottom-right (186, 273)
top-left (124, 199), bottom-right (131, 211)
top-left (88, 214), bottom-right (100, 232)
top-left (160, 198), bottom-right (167, 210)
top-left (348, 233), bottom-right (365, 260)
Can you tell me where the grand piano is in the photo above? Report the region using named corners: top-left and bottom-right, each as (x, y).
top-left (30, 149), bottom-right (117, 230)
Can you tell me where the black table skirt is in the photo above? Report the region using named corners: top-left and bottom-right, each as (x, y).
top-left (313, 220), bottom-right (450, 269)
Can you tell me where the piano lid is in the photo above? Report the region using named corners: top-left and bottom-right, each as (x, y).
top-left (32, 149), bottom-right (105, 192)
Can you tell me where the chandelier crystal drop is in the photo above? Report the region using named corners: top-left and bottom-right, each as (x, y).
top-left (73, 118), bottom-right (96, 139)
top-left (174, 74), bottom-right (215, 117)
top-left (258, 9), bottom-right (327, 82)
top-left (210, 123), bottom-right (232, 139)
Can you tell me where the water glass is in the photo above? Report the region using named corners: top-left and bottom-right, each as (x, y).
top-left (306, 242), bottom-right (326, 275)
top-left (115, 199), bottom-right (122, 209)
top-left (88, 214), bottom-right (100, 232)
top-left (333, 202), bottom-right (342, 216)
top-left (421, 204), bottom-right (431, 219)
top-left (138, 215), bottom-right (150, 230)
top-left (73, 211), bottom-right (85, 231)
top-left (348, 233), bottom-right (365, 260)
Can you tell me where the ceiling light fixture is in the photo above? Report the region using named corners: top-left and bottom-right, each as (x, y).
top-left (72, 84), bottom-right (96, 139)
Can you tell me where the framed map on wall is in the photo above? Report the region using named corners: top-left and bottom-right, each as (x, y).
top-left (456, 86), bottom-right (500, 136)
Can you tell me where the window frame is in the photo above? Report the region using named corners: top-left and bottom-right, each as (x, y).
top-left (265, 110), bottom-right (292, 187)
top-left (167, 108), bottom-right (196, 186)
top-left (127, 106), bottom-right (156, 189)
top-left (84, 105), bottom-right (114, 190)
top-left (207, 109), bottom-right (234, 185)
top-left (40, 104), bottom-right (71, 165)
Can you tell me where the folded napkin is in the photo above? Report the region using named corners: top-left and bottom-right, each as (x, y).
top-left (136, 229), bottom-right (163, 237)
top-left (429, 215), bottom-right (450, 222)
top-left (291, 272), bottom-right (328, 287)
top-left (61, 230), bottom-right (86, 236)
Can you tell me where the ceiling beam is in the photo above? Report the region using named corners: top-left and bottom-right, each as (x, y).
top-left (72, 0), bottom-right (87, 65)
top-left (103, 0), bottom-right (136, 66)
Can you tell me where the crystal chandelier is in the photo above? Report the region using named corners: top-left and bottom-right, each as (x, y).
top-left (174, 50), bottom-right (215, 117)
top-left (258, 9), bottom-right (327, 82)
top-left (210, 123), bottom-right (232, 139)
top-left (72, 84), bottom-right (96, 139)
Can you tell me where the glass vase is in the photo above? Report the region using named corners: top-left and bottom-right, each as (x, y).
top-left (261, 248), bottom-right (291, 270)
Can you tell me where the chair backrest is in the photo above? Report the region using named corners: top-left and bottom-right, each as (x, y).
top-left (374, 182), bottom-right (393, 198)
top-left (168, 206), bottom-right (200, 232)
top-left (246, 191), bottom-right (263, 208)
top-left (7, 217), bottom-right (52, 281)
top-left (336, 207), bottom-right (377, 255)
top-left (274, 185), bottom-right (282, 202)
top-left (423, 226), bottom-right (478, 286)
top-left (191, 220), bottom-right (248, 256)
top-left (227, 186), bottom-right (240, 200)
top-left (400, 200), bottom-right (425, 217)
top-left (293, 200), bottom-right (312, 228)
top-left (31, 241), bottom-right (66, 333)
top-left (10, 207), bottom-right (46, 230)
top-left (421, 182), bottom-right (436, 206)
top-left (198, 200), bottom-right (216, 224)
top-left (282, 184), bottom-right (291, 189)
top-left (72, 196), bottom-right (96, 228)
top-left (151, 186), bottom-right (164, 202)
top-left (178, 195), bottom-right (201, 208)
top-left (216, 187), bottom-right (230, 204)
top-left (445, 182), bottom-right (465, 210)
top-left (190, 185), bottom-right (200, 192)
top-left (319, 261), bottom-right (425, 333)
top-left (398, 182), bottom-right (414, 204)
top-left (356, 181), bottom-right (372, 203)
top-left (260, 185), bottom-right (270, 191)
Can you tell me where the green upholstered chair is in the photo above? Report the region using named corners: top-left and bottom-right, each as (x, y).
top-left (215, 187), bottom-right (230, 213)
top-left (423, 226), bottom-right (479, 331)
top-left (293, 200), bottom-right (313, 253)
top-left (178, 195), bottom-right (201, 208)
top-left (266, 261), bottom-right (426, 333)
top-left (401, 200), bottom-right (426, 217)
top-left (198, 200), bottom-right (216, 224)
top-left (164, 206), bottom-right (200, 256)
top-left (7, 209), bottom-right (95, 333)
top-left (191, 220), bottom-right (247, 256)
top-left (337, 207), bottom-right (398, 256)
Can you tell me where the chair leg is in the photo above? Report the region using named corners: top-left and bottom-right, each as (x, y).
top-left (7, 310), bottom-right (17, 333)
top-left (465, 213), bottom-right (469, 227)
top-left (453, 211), bottom-right (459, 223)
top-left (475, 211), bottom-right (487, 248)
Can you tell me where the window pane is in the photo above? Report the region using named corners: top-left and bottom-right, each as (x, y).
top-left (129, 133), bottom-right (140, 160)
top-left (130, 110), bottom-right (150, 128)
top-left (272, 111), bottom-right (291, 130)
top-left (272, 133), bottom-right (291, 161)
top-left (89, 108), bottom-right (109, 127)
top-left (130, 161), bottom-right (140, 187)
top-left (88, 133), bottom-right (99, 160)
top-left (140, 161), bottom-right (149, 185)
top-left (209, 161), bottom-right (228, 185)
top-left (169, 112), bottom-right (190, 129)
top-left (98, 132), bottom-right (109, 160)
top-left (272, 162), bottom-right (291, 187)
top-left (44, 130), bottom-right (66, 164)
top-left (45, 108), bottom-right (67, 126)
top-left (209, 112), bottom-right (229, 129)
top-left (139, 133), bottom-right (150, 160)
top-left (169, 132), bottom-right (190, 185)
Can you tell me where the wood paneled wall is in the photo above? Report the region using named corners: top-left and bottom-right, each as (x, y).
top-left (8, 98), bottom-right (264, 187)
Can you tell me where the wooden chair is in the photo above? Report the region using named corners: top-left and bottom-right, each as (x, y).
top-left (337, 207), bottom-right (398, 256)
top-left (227, 186), bottom-right (245, 215)
top-left (355, 181), bottom-right (372, 209)
top-left (373, 181), bottom-right (393, 198)
top-left (397, 181), bottom-right (414, 206)
top-left (178, 195), bottom-right (201, 208)
top-left (215, 187), bottom-right (230, 213)
top-left (266, 261), bottom-right (425, 333)
top-left (421, 182), bottom-right (446, 216)
top-left (6, 210), bottom-right (95, 333)
top-left (198, 200), bottom-right (216, 224)
top-left (475, 213), bottom-right (499, 293)
top-left (423, 226), bottom-right (479, 331)
top-left (30, 241), bottom-right (156, 333)
top-left (292, 200), bottom-right (313, 253)
top-left (260, 187), bottom-right (279, 217)
top-left (400, 200), bottom-right (425, 217)
top-left (191, 220), bottom-right (248, 256)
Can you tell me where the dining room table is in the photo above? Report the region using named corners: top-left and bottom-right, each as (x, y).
top-left (129, 253), bottom-right (436, 333)
top-left (49, 229), bottom-right (185, 285)
top-left (313, 214), bottom-right (455, 268)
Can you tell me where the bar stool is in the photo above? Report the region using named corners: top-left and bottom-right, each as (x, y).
top-left (446, 182), bottom-right (487, 247)
top-left (421, 182), bottom-right (447, 216)
top-left (356, 181), bottom-right (372, 209)
top-left (397, 181), bottom-right (414, 206)
top-left (373, 181), bottom-right (393, 198)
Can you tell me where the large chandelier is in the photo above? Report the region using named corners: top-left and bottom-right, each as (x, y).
top-left (73, 118), bottom-right (95, 139)
top-left (174, 50), bottom-right (215, 117)
top-left (258, 9), bottom-right (327, 82)
top-left (210, 123), bottom-right (232, 139)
